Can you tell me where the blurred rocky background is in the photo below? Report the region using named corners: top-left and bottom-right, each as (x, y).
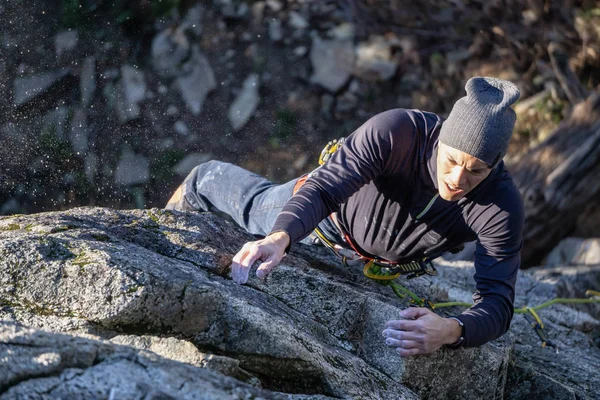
top-left (0, 1), bottom-right (599, 263)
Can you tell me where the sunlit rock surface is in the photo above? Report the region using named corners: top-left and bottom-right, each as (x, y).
top-left (0, 208), bottom-right (597, 398)
top-left (0, 322), bottom-right (284, 399)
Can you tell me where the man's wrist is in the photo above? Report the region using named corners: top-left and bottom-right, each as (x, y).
top-left (268, 231), bottom-right (291, 254)
top-left (445, 317), bottom-right (465, 347)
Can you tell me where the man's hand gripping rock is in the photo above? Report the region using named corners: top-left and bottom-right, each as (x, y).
top-left (230, 231), bottom-right (290, 284)
top-left (382, 307), bottom-right (463, 356)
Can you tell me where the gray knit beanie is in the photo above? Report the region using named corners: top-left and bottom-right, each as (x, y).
top-left (439, 77), bottom-right (520, 167)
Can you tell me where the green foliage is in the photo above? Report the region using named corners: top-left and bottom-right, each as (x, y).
top-left (270, 108), bottom-right (297, 147)
top-left (50, 225), bottom-right (73, 233)
top-left (150, 149), bottom-right (186, 183)
top-left (39, 133), bottom-right (74, 162)
top-left (62, 0), bottom-right (83, 28)
top-left (577, 7), bottom-right (600, 19)
top-left (125, 285), bottom-right (141, 294)
top-left (38, 237), bottom-right (76, 261)
top-left (533, 97), bottom-right (565, 123)
top-left (151, 0), bottom-right (181, 19)
top-left (62, 0), bottom-right (181, 30)
top-left (91, 233), bottom-right (111, 242)
top-left (0, 224), bottom-right (21, 231)
top-left (147, 210), bottom-right (160, 223)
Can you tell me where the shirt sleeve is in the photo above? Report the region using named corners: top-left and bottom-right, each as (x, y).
top-left (270, 109), bottom-right (415, 245)
top-left (457, 179), bottom-right (525, 347)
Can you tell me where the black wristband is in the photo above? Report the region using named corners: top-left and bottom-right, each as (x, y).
top-left (446, 317), bottom-right (465, 348)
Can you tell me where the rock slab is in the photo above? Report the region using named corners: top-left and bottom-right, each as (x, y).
top-left (0, 208), bottom-right (598, 399)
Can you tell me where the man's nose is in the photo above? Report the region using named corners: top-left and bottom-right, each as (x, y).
top-left (450, 166), bottom-right (467, 186)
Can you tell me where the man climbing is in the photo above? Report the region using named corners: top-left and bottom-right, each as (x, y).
top-left (166, 77), bottom-right (523, 356)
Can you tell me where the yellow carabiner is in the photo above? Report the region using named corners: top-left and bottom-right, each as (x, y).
top-left (363, 260), bottom-right (400, 280)
top-left (586, 290), bottom-right (600, 298)
top-left (525, 307), bottom-right (544, 329)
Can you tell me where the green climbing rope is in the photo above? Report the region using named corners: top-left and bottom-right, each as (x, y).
top-left (374, 278), bottom-right (600, 347)
top-left (385, 280), bottom-right (600, 313)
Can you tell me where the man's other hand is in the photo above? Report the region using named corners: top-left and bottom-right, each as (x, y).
top-left (230, 231), bottom-right (290, 284)
top-left (382, 307), bottom-right (462, 356)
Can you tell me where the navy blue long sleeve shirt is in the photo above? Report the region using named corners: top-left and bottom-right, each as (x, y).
top-left (271, 109), bottom-right (524, 347)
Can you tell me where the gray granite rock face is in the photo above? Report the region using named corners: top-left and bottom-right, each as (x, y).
top-left (0, 322), bottom-right (283, 399)
top-left (434, 257), bottom-right (600, 399)
top-left (0, 209), bottom-right (597, 399)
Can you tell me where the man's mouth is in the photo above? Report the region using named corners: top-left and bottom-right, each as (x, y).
top-left (445, 182), bottom-right (464, 194)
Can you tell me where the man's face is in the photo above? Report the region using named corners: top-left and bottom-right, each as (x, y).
top-left (436, 142), bottom-right (492, 201)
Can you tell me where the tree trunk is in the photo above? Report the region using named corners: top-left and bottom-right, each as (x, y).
top-left (509, 91), bottom-right (600, 267)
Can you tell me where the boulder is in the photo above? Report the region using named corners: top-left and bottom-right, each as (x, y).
top-left (545, 237), bottom-right (600, 266)
top-left (434, 257), bottom-right (600, 399)
top-left (13, 69), bottom-right (71, 107)
top-left (80, 56), bottom-right (96, 107)
top-left (309, 37), bottom-right (354, 93)
top-left (174, 46), bottom-right (216, 116)
top-left (0, 208), bottom-right (598, 399)
top-left (54, 30), bottom-right (78, 57)
top-left (173, 120), bottom-right (190, 136)
top-left (173, 153), bottom-right (213, 176)
top-left (266, 0), bottom-right (283, 12)
top-left (114, 151), bottom-right (150, 186)
top-left (115, 65), bottom-right (147, 123)
top-left (0, 322), bottom-right (285, 399)
top-left (151, 28), bottom-right (190, 78)
top-left (353, 35), bottom-right (399, 81)
top-left (228, 74), bottom-right (260, 131)
top-left (288, 11), bottom-right (309, 30)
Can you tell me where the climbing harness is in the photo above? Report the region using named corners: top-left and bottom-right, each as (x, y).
top-left (312, 222), bottom-right (438, 281)
top-left (308, 136), bottom-right (600, 348)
